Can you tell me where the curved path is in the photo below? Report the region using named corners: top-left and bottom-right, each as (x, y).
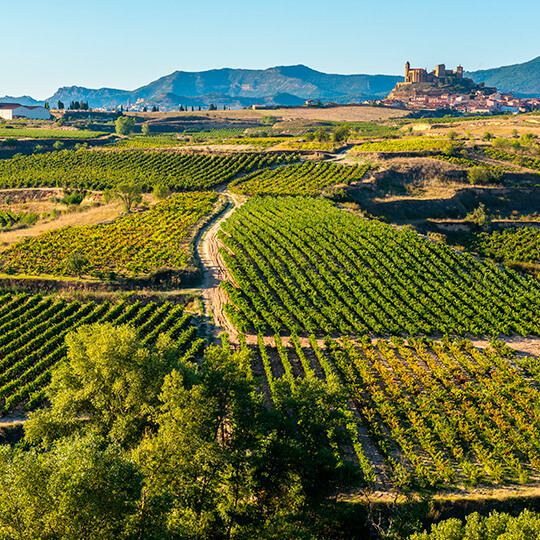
top-left (196, 190), bottom-right (243, 342)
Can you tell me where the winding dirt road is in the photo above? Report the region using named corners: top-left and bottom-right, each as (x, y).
top-left (197, 191), bottom-right (243, 341)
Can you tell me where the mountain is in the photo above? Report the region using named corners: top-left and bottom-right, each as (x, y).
top-left (467, 56), bottom-right (540, 97)
top-left (46, 65), bottom-right (403, 109)
top-left (0, 95), bottom-right (43, 106)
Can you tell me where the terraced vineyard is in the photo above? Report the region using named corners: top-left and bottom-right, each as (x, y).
top-left (0, 292), bottom-right (202, 413)
top-left (219, 197), bottom-right (540, 336)
top-left (0, 127), bottom-right (106, 139)
top-left (353, 137), bottom-right (449, 153)
top-left (0, 149), bottom-right (289, 191)
top-left (231, 162), bottom-right (369, 196)
top-left (109, 135), bottom-right (187, 148)
top-left (1, 192), bottom-right (218, 278)
top-left (482, 147), bottom-right (540, 171)
top-left (458, 227), bottom-right (540, 265)
top-left (253, 335), bottom-right (540, 488)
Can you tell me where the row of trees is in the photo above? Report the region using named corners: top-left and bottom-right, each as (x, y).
top-left (0, 323), bottom-right (363, 539)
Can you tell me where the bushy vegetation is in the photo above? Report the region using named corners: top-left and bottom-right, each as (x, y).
top-left (459, 227), bottom-right (540, 265)
top-left (1, 192), bottom-right (218, 278)
top-left (220, 197), bottom-right (540, 336)
top-left (410, 509), bottom-right (540, 539)
top-left (0, 326), bottom-right (362, 539)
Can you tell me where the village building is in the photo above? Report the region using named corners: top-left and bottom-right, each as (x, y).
top-left (0, 103), bottom-right (51, 120)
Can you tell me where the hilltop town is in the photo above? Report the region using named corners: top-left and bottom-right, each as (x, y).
top-left (384, 61), bottom-right (540, 114)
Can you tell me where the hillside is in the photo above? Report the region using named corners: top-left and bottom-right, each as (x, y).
top-left (46, 65), bottom-right (402, 109)
top-left (467, 56), bottom-right (540, 97)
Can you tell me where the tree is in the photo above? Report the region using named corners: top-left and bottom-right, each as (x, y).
top-left (141, 123), bottom-right (150, 136)
top-left (0, 434), bottom-right (142, 540)
top-left (152, 183), bottom-right (170, 200)
top-left (53, 140), bottom-right (64, 150)
top-left (447, 130), bottom-right (458, 141)
top-left (142, 106), bottom-right (148, 112)
top-left (115, 116), bottom-right (135, 136)
top-left (66, 251), bottom-right (88, 277)
top-left (208, 103), bottom-right (217, 111)
top-left (332, 126), bottom-right (350, 143)
top-left (44, 101), bottom-right (50, 109)
top-left (57, 100), bottom-right (64, 110)
top-left (135, 345), bottom-right (361, 538)
top-left (112, 181), bottom-right (142, 212)
top-left (25, 323), bottom-right (181, 448)
top-left (466, 203), bottom-right (492, 227)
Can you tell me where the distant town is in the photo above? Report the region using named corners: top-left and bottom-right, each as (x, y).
top-left (380, 61), bottom-right (540, 114)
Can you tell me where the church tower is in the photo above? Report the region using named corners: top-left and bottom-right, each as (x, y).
top-left (405, 61), bottom-right (410, 83)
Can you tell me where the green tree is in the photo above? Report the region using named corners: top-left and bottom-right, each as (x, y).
top-left (57, 100), bottom-right (64, 110)
top-left (25, 324), bottom-right (180, 448)
top-left (66, 251), bottom-right (89, 278)
top-left (152, 183), bottom-right (170, 200)
top-left (141, 123), bottom-right (150, 136)
top-left (113, 181), bottom-right (142, 212)
top-left (466, 203), bottom-right (492, 227)
top-left (115, 116), bottom-right (136, 136)
top-left (332, 126), bottom-right (350, 143)
top-left (0, 434), bottom-right (141, 540)
top-left (53, 140), bottom-right (64, 150)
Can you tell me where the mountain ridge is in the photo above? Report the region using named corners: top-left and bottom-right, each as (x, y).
top-left (2, 58), bottom-right (538, 110)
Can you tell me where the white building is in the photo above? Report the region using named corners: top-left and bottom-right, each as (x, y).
top-left (0, 103), bottom-right (51, 120)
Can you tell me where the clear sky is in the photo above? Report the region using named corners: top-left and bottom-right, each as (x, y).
top-left (4, 0), bottom-right (539, 99)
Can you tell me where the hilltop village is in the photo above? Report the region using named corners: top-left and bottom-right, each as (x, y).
top-left (383, 61), bottom-right (540, 114)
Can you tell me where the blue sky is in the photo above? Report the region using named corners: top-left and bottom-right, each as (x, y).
top-left (4, 0), bottom-right (539, 99)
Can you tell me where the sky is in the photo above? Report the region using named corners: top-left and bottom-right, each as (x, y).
top-left (3, 0), bottom-right (539, 100)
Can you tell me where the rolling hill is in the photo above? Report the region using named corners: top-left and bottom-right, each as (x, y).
top-left (46, 65), bottom-right (402, 109)
top-left (467, 56), bottom-right (540, 97)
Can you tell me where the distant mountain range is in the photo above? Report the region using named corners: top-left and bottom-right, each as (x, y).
top-left (41, 65), bottom-right (402, 110)
top-left (1, 58), bottom-right (538, 110)
top-left (467, 56), bottom-right (540, 97)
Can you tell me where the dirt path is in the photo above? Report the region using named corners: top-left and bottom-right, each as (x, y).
top-left (197, 190), bottom-right (244, 342)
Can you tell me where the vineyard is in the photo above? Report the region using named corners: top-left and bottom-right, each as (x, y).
top-left (0, 127), bottom-right (106, 139)
top-left (0, 292), bottom-right (203, 413)
top-left (219, 197), bottom-right (540, 336)
top-left (0, 149), bottom-right (291, 191)
top-left (1, 192), bottom-right (218, 278)
top-left (230, 162), bottom-right (369, 196)
top-left (457, 227), bottom-right (540, 266)
top-left (353, 137), bottom-right (449, 153)
top-left (481, 147), bottom-right (540, 172)
top-left (253, 334), bottom-right (540, 488)
top-left (109, 135), bottom-right (187, 148)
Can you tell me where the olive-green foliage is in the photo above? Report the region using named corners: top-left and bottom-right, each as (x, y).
top-left (410, 509), bottom-right (540, 540)
top-left (115, 116), bottom-right (136, 136)
top-left (14, 325), bottom-right (361, 539)
top-left (468, 166), bottom-right (504, 185)
top-left (0, 434), bottom-right (141, 540)
top-left (113, 180), bottom-right (142, 212)
top-left (24, 323), bottom-right (180, 448)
